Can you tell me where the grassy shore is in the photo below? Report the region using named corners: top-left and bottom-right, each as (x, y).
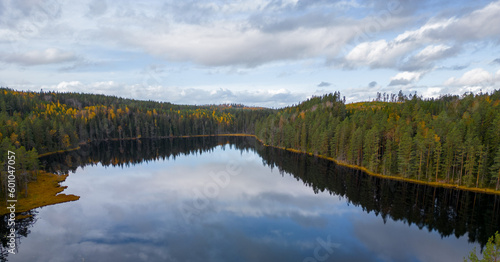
top-left (1, 171), bottom-right (79, 216)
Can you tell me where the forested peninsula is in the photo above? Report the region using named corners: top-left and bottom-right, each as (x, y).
top-left (1, 87), bottom-right (500, 198)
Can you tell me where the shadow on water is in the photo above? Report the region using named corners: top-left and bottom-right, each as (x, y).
top-left (1, 136), bottom-right (499, 260)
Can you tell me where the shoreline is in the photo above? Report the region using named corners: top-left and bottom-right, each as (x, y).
top-left (37, 133), bottom-right (500, 196)
top-left (0, 171), bottom-right (80, 216)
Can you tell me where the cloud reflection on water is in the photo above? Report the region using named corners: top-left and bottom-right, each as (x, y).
top-left (8, 146), bottom-right (478, 262)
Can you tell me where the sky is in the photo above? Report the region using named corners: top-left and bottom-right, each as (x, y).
top-left (0, 0), bottom-right (500, 108)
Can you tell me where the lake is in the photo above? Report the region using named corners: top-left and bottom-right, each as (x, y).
top-left (2, 136), bottom-right (499, 262)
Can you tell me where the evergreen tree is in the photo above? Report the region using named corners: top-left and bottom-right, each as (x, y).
top-left (465, 231), bottom-right (500, 262)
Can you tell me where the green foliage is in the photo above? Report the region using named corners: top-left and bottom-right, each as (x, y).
top-left (2, 87), bottom-right (500, 194)
top-left (255, 90), bottom-right (500, 190)
top-left (491, 148), bottom-right (500, 190)
top-left (0, 87), bottom-right (273, 197)
top-left (465, 231), bottom-right (500, 261)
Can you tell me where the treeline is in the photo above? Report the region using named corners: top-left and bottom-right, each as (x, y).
top-left (253, 139), bottom-right (500, 248)
top-left (255, 91), bottom-right (500, 190)
top-left (0, 88), bottom-right (272, 196)
top-left (2, 87), bottom-right (500, 194)
top-left (38, 137), bottom-right (500, 247)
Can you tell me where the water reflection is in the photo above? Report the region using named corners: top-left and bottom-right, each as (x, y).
top-left (256, 142), bottom-right (500, 248)
top-left (0, 136), bottom-right (498, 261)
top-left (40, 137), bottom-right (500, 247)
top-left (0, 210), bottom-right (38, 261)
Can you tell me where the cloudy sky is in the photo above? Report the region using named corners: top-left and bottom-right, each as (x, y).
top-left (1, 0), bottom-right (499, 107)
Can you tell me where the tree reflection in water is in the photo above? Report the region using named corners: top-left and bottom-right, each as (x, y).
top-left (1, 136), bottom-right (498, 261)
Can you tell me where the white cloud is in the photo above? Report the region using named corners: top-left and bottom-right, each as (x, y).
top-left (341, 18), bottom-right (456, 69)
top-left (5, 0), bottom-right (495, 70)
top-left (2, 48), bottom-right (76, 66)
top-left (442, 68), bottom-right (500, 95)
top-left (444, 1), bottom-right (500, 41)
top-left (344, 40), bottom-right (415, 68)
top-left (414, 44), bottom-right (453, 61)
top-left (111, 21), bottom-right (354, 67)
top-left (420, 87), bottom-right (443, 98)
top-left (55, 80), bottom-right (84, 91)
top-left (444, 68), bottom-right (495, 87)
top-left (389, 71), bottom-right (424, 86)
top-left (394, 18), bottom-right (457, 43)
top-left (342, 24), bottom-right (459, 70)
top-left (400, 44), bottom-right (459, 71)
top-left (342, 1), bottom-right (500, 70)
top-left (395, 1), bottom-right (500, 43)
top-left (1, 0), bottom-right (500, 105)
top-left (59, 0), bottom-right (409, 68)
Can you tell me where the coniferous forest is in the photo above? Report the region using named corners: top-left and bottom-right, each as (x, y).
top-left (255, 91), bottom-right (500, 191)
top-left (1, 87), bottom-right (500, 196)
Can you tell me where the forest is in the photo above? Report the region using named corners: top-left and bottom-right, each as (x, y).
top-left (255, 91), bottom-right (500, 191)
top-left (1, 87), bottom-right (500, 197)
top-left (0, 87), bottom-right (272, 195)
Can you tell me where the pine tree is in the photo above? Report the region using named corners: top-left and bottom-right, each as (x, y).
top-left (398, 128), bottom-right (413, 177)
top-left (434, 137), bottom-right (442, 183)
top-left (465, 231), bottom-right (500, 261)
top-left (491, 148), bottom-right (500, 191)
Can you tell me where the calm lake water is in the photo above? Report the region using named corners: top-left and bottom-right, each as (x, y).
top-left (2, 137), bottom-right (500, 262)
